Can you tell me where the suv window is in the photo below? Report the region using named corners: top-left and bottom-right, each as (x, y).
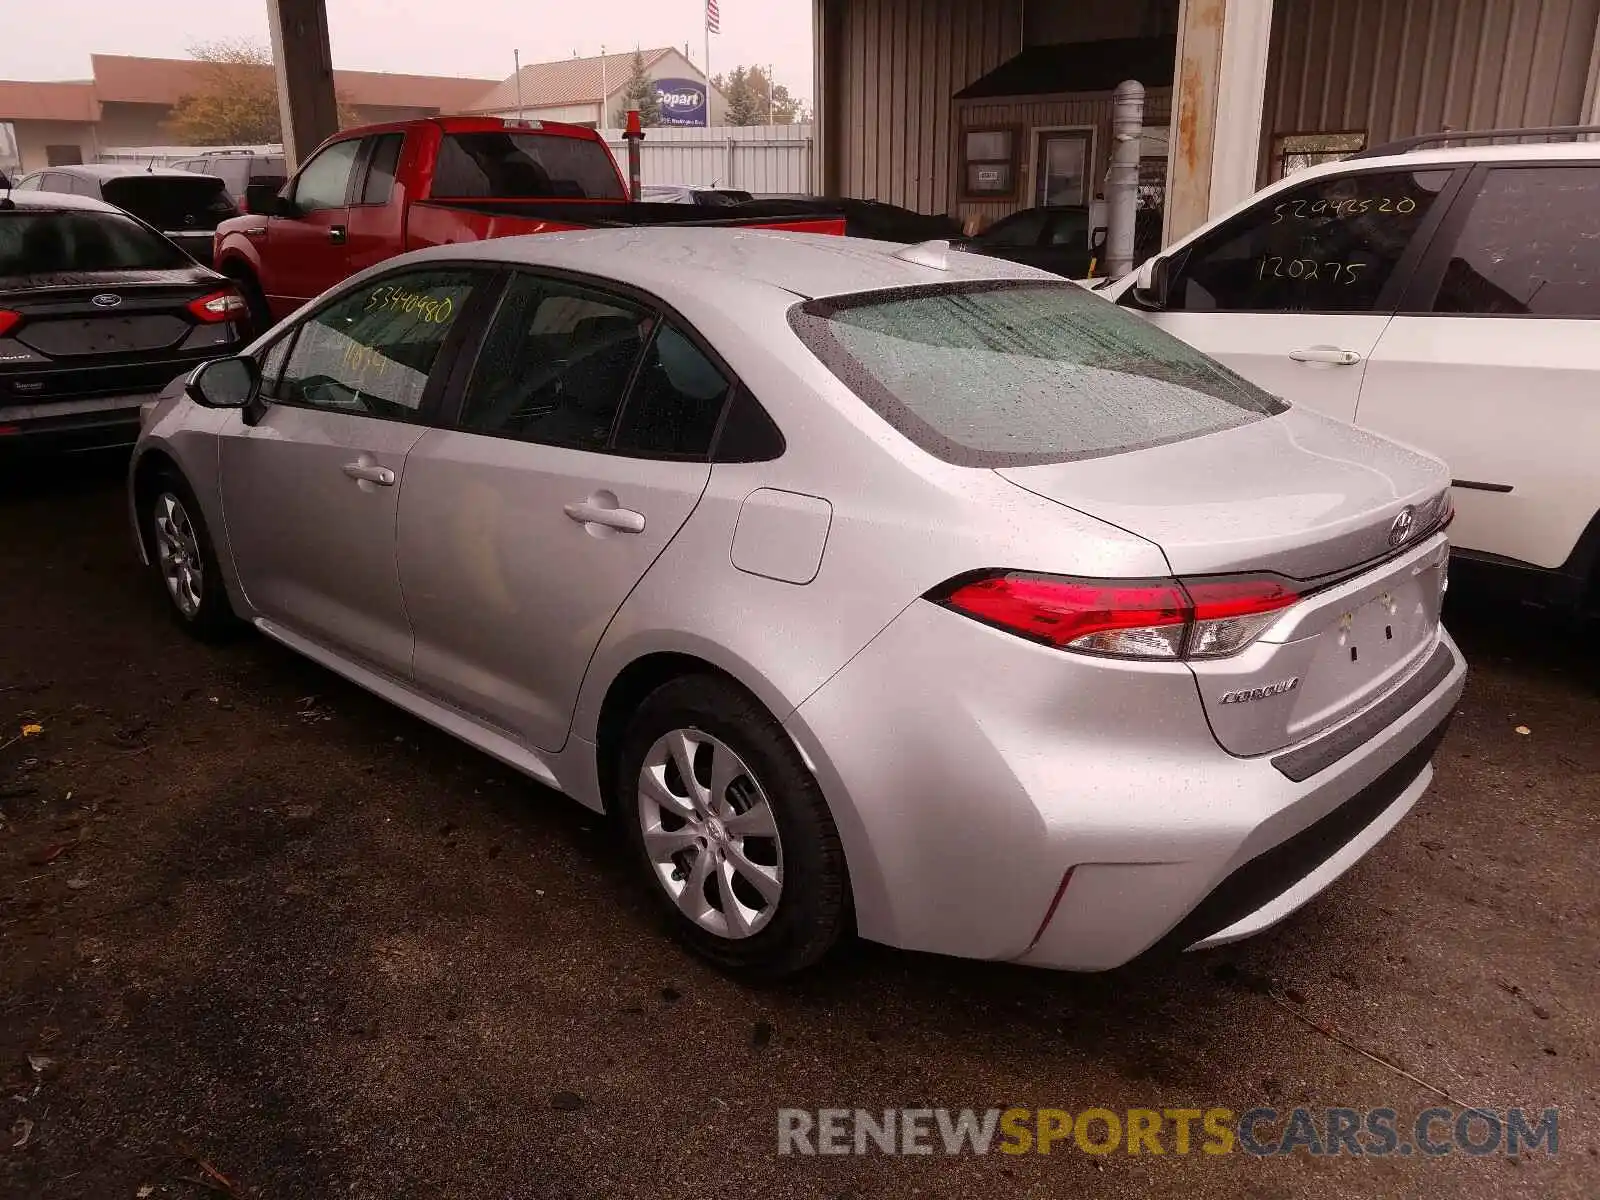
top-left (1167, 168), bottom-right (1452, 313)
top-left (293, 139), bottom-right (360, 212)
top-left (458, 273), bottom-right (652, 449)
top-left (613, 325), bottom-right (730, 457)
top-left (1431, 166), bottom-right (1600, 317)
top-left (791, 280), bottom-right (1285, 467)
top-left (276, 270), bottom-right (476, 419)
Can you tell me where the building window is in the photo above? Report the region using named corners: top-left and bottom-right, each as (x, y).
top-left (1271, 131), bottom-right (1367, 179)
top-left (961, 127), bottom-right (1018, 198)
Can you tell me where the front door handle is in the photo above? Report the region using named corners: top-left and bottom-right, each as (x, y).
top-left (342, 461), bottom-right (395, 486)
top-left (1289, 346), bottom-right (1362, 365)
top-left (328, 224), bottom-right (347, 245)
top-left (564, 499), bottom-right (645, 534)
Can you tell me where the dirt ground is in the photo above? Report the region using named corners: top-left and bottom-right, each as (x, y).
top-left (1, 454), bottom-right (1596, 1200)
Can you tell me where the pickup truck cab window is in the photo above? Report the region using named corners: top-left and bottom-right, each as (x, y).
top-left (434, 131), bottom-right (626, 200)
top-left (293, 139), bottom-right (361, 212)
top-left (358, 134), bottom-right (404, 206)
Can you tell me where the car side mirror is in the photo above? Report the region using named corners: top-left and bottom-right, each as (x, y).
top-left (245, 182), bottom-right (284, 216)
top-left (186, 355), bottom-right (259, 410)
top-left (1131, 255), bottom-right (1171, 310)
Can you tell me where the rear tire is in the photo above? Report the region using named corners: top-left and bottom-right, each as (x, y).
top-left (224, 265), bottom-right (271, 339)
top-left (140, 471), bottom-right (239, 641)
top-left (614, 674), bottom-right (851, 978)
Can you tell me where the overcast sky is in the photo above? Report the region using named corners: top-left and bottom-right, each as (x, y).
top-left (5, 0), bottom-right (815, 100)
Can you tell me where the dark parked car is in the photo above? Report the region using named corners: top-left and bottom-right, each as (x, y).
top-left (169, 150), bottom-right (289, 214)
top-left (959, 204), bottom-right (1164, 278)
top-left (11, 164), bottom-right (239, 265)
top-left (0, 191), bottom-right (247, 454)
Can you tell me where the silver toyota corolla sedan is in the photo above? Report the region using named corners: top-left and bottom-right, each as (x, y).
top-left (128, 228), bottom-right (1466, 977)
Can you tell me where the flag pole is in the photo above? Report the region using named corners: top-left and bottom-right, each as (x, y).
top-left (704, 21), bottom-right (711, 128)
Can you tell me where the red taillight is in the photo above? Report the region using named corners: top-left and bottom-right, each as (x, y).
top-left (187, 289), bottom-right (248, 324)
top-left (0, 309), bottom-right (21, 338)
top-left (931, 571), bottom-right (1300, 661)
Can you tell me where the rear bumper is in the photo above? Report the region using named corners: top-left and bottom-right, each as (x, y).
top-left (785, 601), bottom-right (1467, 971)
top-left (0, 394), bottom-right (153, 455)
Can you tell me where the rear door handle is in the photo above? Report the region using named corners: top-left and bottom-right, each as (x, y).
top-left (342, 461), bottom-right (395, 486)
top-left (1289, 346), bottom-right (1362, 365)
top-left (328, 224), bottom-right (347, 245)
top-left (564, 500), bottom-right (645, 533)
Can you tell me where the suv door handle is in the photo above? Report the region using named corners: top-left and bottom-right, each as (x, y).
top-left (564, 500), bottom-right (645, 533)
top-left (1289, 346), bottom-right (1362, 365)
top-left (328, 224), bottom-right (347, 245)
top-left (342, 461), bottom-right (395, 486)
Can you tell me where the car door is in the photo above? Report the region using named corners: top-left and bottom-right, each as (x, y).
top-left (1357, 162), bottom-right (1600, 570)
top-left (218, 266), bottom-right (484, 679)
top-left (1036, 209), bottom-right (1093, 277)
top-left (1135, 166), bottom-right (1462, 423)
top-left (257, 137), bottom-right (361, 319)
top-left (397, 272), bottom-right (727, 751)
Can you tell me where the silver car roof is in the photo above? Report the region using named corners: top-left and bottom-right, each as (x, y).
top-left (399, 227), bottom-right (1058, 301)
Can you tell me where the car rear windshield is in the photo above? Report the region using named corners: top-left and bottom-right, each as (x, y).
top-left (0, 211), bottom-right (191, 276)
top-left (433, 131), bottom-right (626, 201)
top-left (789, 280), bottom-right (1287, 466)
top-left (101, 175), bottom-right (237, 231)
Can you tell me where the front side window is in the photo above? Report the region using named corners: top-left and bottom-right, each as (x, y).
top-left (276, 270), bottom-right (476, 419)
top-left (433, 132), bottom-right (625, 200)
top-left (1167, 169), bottom-right (1452, 314)
top-left (791, 281), bottom-right (1285, 467)
top-left (977, 210), bottom-right (1047, 248)
top-left (1431, 166), bottom-right (1600, 317)
top-left (292, 139), bottom-right (361, 212)
top-left (458, 273), bottom-right (652, 449)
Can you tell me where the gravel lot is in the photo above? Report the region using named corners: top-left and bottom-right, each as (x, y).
top-left (1, 453), bottom-right (1596, 1199)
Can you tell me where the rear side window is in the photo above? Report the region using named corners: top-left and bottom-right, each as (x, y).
top-left (0, 211), bottom-right (190, 275)
top-left (1430, 166), bottom-right (1600, 317)
top-left (790, 281), bottom-right (1285, 467)
top-left (613, 324), bottom-right (730, 457)
top-left (360, 134), bottom-right (403, 205)
top-left (458, 273), bottom-right (652, 449)
top-left (433, 132), bottom-right (626, 200)
top-left (1168, 169), bottom-right (1451, 313)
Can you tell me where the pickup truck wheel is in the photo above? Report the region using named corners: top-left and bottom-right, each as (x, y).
top-left (223, 267), bottom-right (271, 338)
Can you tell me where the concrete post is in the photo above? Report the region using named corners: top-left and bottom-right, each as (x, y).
top-left (267, 0), bottom-right (340, 170)
top-left (1164, 0), bottom-right (1274, 244)
top-left (1105, 80), bottom-right (1146, 278)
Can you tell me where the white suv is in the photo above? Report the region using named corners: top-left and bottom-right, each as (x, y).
top-left (1104, 131), bottom-right (1600, 614)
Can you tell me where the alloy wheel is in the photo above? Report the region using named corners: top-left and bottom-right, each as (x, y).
top-left (637, 728), bottom-right (784, 939)
top-left (152, 492), bottom-right (203, 619)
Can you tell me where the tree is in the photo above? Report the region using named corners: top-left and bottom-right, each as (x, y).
top-left (167, 39), bottom-right (361, 146)
top-left (711, 65), bottom-right (806, 126)
top-left (613, 49), bottom-right (662, 128)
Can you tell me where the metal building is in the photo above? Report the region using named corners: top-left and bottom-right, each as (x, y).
top-left (812, 0), bottom-right (1600, 242)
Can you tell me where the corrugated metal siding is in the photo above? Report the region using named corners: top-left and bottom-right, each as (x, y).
top-left (953, 88), bottom-right (1172, 221)
top-left (1264, 0), bottom-right (1600, 179)
top-left (836, 0), bottom-right (1022, 213)
top-left (599, 124), bottom-right (815, 193)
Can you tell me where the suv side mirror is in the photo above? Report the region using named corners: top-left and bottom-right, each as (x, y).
top-left (186, 355), bottom-right (259, 410)
top-left (1131, 255), bottom-right (1171, 310)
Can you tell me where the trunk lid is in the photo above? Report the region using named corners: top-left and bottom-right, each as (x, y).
top-left (997, 406), bottom-right (1452, 756)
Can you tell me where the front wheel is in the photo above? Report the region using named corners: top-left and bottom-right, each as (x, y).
top-left (141, 473), bottom-right (238, 640)
top-left (615, 675), bottom-right (851, 978)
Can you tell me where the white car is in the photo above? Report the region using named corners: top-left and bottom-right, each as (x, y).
top-left (1103, 131), bottom-right (1600, 615)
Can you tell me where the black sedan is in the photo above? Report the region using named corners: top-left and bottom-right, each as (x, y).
top-left (0, 191), bottom-right (248, 455)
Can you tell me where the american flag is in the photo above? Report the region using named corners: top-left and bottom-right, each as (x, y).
top-left (706, 0), bottom-right (720, 33)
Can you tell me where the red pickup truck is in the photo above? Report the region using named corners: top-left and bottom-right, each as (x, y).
top-left (213, 115), bottom-right (845, 328)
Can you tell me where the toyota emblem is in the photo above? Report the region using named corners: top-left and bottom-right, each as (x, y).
top-left (90, 293), bottom-right (122, 308)
top-left (1388, 506), bottom-right (1416, 547)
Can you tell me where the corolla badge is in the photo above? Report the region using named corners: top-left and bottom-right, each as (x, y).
top-left (90, 293), bottom-right (122, 308)
top-left (1389, 505), bottom-right (1416, 547)
top-left (1220, 678), bottom-right (1300, 704)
